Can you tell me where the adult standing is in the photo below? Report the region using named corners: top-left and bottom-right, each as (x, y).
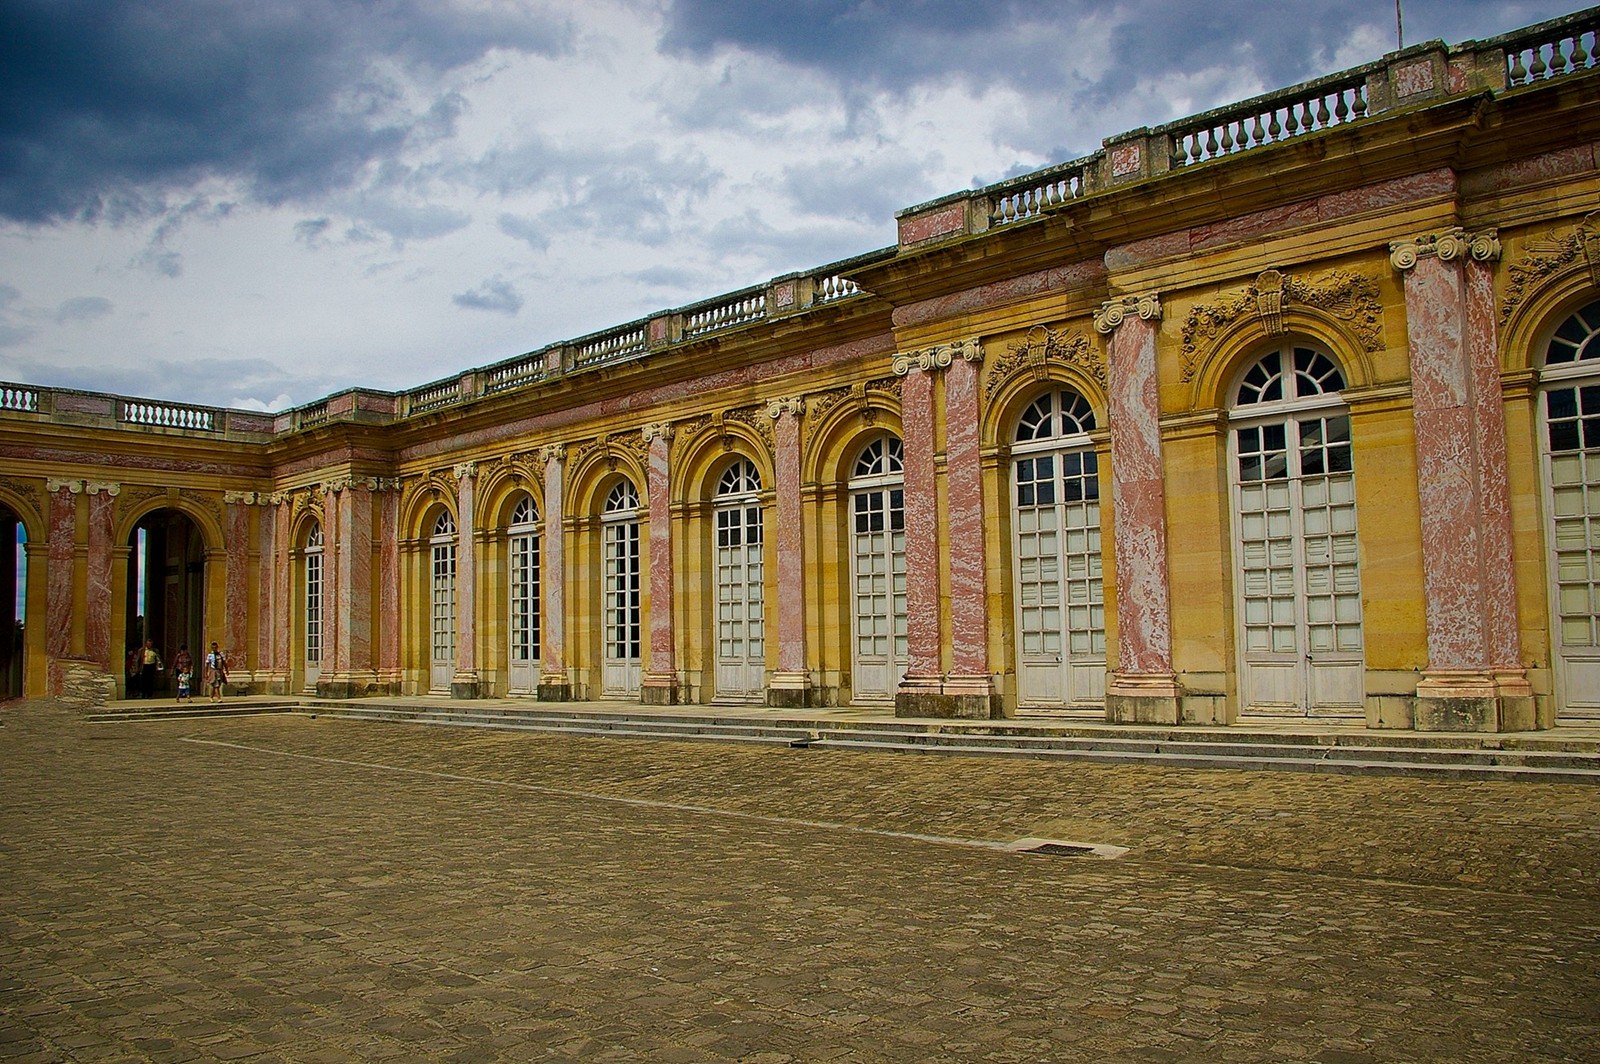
top-left (205, 642), bottom-right (228, 703)
top-left (139, 639), bottom-right (162, 699)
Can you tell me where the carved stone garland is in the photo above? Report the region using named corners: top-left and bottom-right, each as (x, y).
top-left (1499, 211), bottom-right (1600, 328)
top-left (1180, 269), bottom-right (1384, 383)
top-left (985, 326), bottom-right (1103, 401)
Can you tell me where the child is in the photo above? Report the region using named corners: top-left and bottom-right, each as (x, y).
top-left (176, 668), bottom-right (191, 702)
top-left (172, 643), bottom-right (194, 703)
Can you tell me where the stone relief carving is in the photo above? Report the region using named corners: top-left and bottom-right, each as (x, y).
top-left (570, 429), bottom-right (648, 473)
top-left (0, 477), bottom-right (45, 524)
top-left (1499, 212), bottom-right (1600, 327)
top-left (986, 326), bottom-right (1103, 400)
top-left (1179, 269), bottom-right (1384, 383)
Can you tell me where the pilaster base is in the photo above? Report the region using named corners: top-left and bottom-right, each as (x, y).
top-left (257, 670), bottom-right (292, 696)
top-left (318, 673), bottom-right (382, 700)
top-left (538, 680), bottom-right (573, 703)
top-left (449, 672), bottom-right (481, 700)
top-left (641, 673), bottom-right (680, 706)
top-left (766, 671), bottom-right (813, 709)
top-left (895, 675), bottom-right (1001, 720)
top-left (1414, 670), bottom-right (1536, 732)
top-left (1105, 672), bottom-right (1183, 725)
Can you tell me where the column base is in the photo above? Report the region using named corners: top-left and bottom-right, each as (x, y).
top-left (641, 673), bottom-right (680, 706)
top-left (538, 679), bottom-right (573, 702)
top-left (449, 672), bottom-right (481, 700)
top-left (766, 671), bottom-right (813, 709)
top-left (1105, 672), bottom-right (1183, 725)
top-left (318, 672), bottom-right (383, 700)
top-left (894, 675), bottom-right (1001, 720)
top-left (256, 670), bottom-right (292, 695)
top-left (1414, 670), bottom-right (1536, 732)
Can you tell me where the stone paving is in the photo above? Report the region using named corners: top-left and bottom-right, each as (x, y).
top-left (2, 699), bottom-right (1598, 1063)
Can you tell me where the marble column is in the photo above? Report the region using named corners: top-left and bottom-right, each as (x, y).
top-left (1391, 228), bottom-right (1532, 731)
top-left (941, 344), bottom-right (999, 716)
top-left (641, 424), bottom-right (679, 705)
top-left (766, 398), bottom-right (812, 707)
top-left (538, 446), bottom-right (571, 701)
top-left (270, 495), bottom-right (293, 692)
top-left (1095, 294), bottom-right (1182, 724)
top-left (894, 360), bottom-right (945, 716)
top-left (84, 482), bottom-right (119, 671)
top-left (452, 463), bottom-right (480, 698)
top-left (223, 492), bottom-right (251, 686)
top-left (376, 480), bottom-right (402, 694)
top-left (44, 480), bottom-right (77, 693)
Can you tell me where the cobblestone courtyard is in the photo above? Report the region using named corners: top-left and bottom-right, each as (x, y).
top-left (2, 701), bottom-right (1598, 1063)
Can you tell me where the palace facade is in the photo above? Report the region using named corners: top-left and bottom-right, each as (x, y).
top-left (6, 11), bottom-right (1600, 732)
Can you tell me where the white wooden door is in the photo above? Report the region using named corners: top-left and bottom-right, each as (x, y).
top-left (507, 524), bottom-right (538, 695)
top-left (850, 437), bottom-right (907, 702)
top-left (303, 529), bottom-right (323, 691)
top-left (714, 483), bottom-right (765, 701)
top-left (430, 512), bottom-right (456, 693)
top-left (602, 482), bottom-right (641, 699)
top-left (1541, 336), bottom-right (1600, 718)
top-left (1234, 412), bottom-right (1364, 715)
top-left (1011, 391), bottom-right (1106, 709)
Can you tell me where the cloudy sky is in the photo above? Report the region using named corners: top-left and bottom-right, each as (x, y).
top-left (0, 0), bottom-right (1583, 411)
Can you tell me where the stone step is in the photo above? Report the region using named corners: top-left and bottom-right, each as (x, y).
top-left (306, 704), bottom-right (1600, 782)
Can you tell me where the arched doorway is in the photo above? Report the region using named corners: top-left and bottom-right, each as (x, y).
top-left (712, 459), bottom-right (765, 702)
top-left (506, 493), bottom-right (540, 696)
top-left (429, 510), bottom-right (458, 693)
top-left (125, 509), bottom-right (206, 699)
top-left (848, 435), bottom-right (907, 702)
top-left (1, 507), bottom-right (24, 700)
top-left (601, 480), bottom-right (642, 699)
top-left (1538, 299), bottom-right (1600, 719)
top-left (301, 523), bottom-right (324, 692)
top-left (1009, 388), bottom-right (1106, 711)
top-left (1228, 345), bottom-right (1365, 716)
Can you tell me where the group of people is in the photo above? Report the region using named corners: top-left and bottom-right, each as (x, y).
top-left (126, 640), bottom-right (228, 702)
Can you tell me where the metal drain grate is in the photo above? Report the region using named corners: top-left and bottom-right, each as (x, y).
top-left (1005, 837), bottom-right (1130, 859)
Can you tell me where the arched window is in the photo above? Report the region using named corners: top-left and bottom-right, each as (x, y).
top-left (713, 460), bottom-right (764, 701)
top-left (849, 436), bottom-right (906, 701)
top-left (429, 510), bottom-right (457, 692)
top-left (506, 494), bottom-right (540, 695)
top-left (601, 480), bottom-right (641, 697)
top-left (1540, 300), bottom-right (1600, 718)
top-left (1230, 345), bottom-right (1363, 715)
top-left (1010, 389), bottom-right (1105, 709)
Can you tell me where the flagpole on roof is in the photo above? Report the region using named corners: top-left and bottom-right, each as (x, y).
top-left (1396, 0), bottom-right (1405, 49)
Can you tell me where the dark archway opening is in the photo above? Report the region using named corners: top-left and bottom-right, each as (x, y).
top-left (125, 510), bottom-right (204, 698)
top-left (1, 507), bottom-right (23, 700)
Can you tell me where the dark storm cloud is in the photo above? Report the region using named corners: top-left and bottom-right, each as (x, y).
top-left (660, 0), bottom-right (1576, 101)
top-left (0, 0), bottom-right (572, 225)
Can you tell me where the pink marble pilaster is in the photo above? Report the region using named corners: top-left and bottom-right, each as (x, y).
top-left (378, 486), bottom-right (401, 682)
top-left (256, 499), bottom-right (278, 680)
top-left (899, 368), bottom-right (942, 681)
top-left (1105, 315), bottom-right (1175, 679)
top-left (943, 355), bottom-right (989, 681)
top-left (644, 429), bottom-right (676, 693)
top-left (322, 487), bottom-right (342, 674)
top-left (271, 499), bottom-right (293, 683)
top-left (1395, 231), bottom-right (1529, 727)
top-left (541, 451), bottom-right (567, 684)
top-left (84, 486), bottom-right (116, 669)
top-left (45, 484), bottom-right (75, 666)
top-left (341, 481), bottom-right (373, 675)
top-left (772, 403), bottom-right (807, 677)
top-left (224, 497), bottom-right (250, 674)
top-left (454, 466), bottom-right (478, 680)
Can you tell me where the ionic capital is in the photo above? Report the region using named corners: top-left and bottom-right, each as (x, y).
top-left (537, 444), bottom-right (566, 467)
top-left (1094, 293), bottom-right (1163, 334)
top-left (453, 461), bottom-right (478, 481)
top-left (766, 397), bottom-right (804, 420)
top-left (891, 337), bottom-right (984, 376)
top-left (84, 480), bottom-right (121, 497)
top-left (641, 422), bottom-right (675, 444)
top-left (46, 478), bottom-right (84, 494)
top-left (1389, 227), bottom-right (1501, 271)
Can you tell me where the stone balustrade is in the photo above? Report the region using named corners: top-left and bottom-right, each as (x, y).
top-left (1500, 11), bottom-right (1600, 86)
top-left (121, 399), bottom-right (215, 431)
top-left (682, 287), bottom-right (767, 339)
top-left (0, 384), bottom-right (39, 412)
top-left (1160, 66), bottom-right (1372, 169)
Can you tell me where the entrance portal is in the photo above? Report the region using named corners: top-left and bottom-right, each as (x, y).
top-left (125, 509), bottom-right (206, 698)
